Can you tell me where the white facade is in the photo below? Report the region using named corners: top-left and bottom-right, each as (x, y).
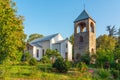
top-left (27, 33), bottom-right (72, 61)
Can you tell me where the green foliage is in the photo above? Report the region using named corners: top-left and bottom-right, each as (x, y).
top-left (80, 53), bottom-right (90, 65)
top-left (106, 25), bottom-right (117, 36)
top-left (96, 34), bottom-right (116, 51)
top-left (69, 34), bottom-right (74, 45)
top-left (21, 52), bottom-right (31, 62)
top-left (27, 33), bottom-right (44, 42)
top-left (96, 50), bottom-right (114, 68)
top-left (111, 69), bottom-right (119, 79)
top-left (0, 0), bottom-right (26, 64)
top-left (52, 57), bottom-right (69, 73)
top-left (45, 49), bottom-right (61, 63)
top-left (45, 49), bottom-right (60, 58)
top-left (29, 58), bottom-right (37, 66)
top-left (69, 34), bottom-right (74, 59)
top-left (40, 56), bottom-right (51, 64)
top-left (97, 69), bottom-right (110, 79)
top-left (76, 62), bottom-right (88, 73)
top-left (114, 44), bottom-right (120, 61)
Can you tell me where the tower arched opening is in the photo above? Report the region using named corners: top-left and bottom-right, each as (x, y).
top-left (90, 22), bottom-right (94, 33)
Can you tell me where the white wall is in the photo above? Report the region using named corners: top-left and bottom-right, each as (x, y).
top-left (61, 40), bottom-right (72, 61)
top-left (38, 41), bottom-right (50, 55)
top-left (52, 43), bottom-right (61, 54)
top-left (50, 34), bottom-right (64, 49)
top-left (33, 46), bottom-right (43, 60)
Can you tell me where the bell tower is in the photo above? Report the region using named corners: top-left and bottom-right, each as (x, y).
top-left (74, 10), bottom-right (96, 61)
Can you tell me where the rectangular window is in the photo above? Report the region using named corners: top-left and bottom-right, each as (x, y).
top-left (42, 49), bottom-right (44, 57)
top-left (36, 49), bottom-right (39, 58)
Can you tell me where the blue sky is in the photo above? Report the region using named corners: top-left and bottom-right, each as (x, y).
top-left (14, 0), bottom-right (120, 38)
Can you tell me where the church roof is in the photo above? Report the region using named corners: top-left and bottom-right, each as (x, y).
top-left (30, 33), bottom-right (59, 44)
top-left (74, 10), bottom-right (94, 23)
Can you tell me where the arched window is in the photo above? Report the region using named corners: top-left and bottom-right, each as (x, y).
top-left (90, 22), bottom-right (94, 33)
top-left (91, 48), bottom-right (94, 53)
top-left (77, 26), bottom-right (80, 33)
top-left (79, 36), bottom-right (83, 42)
top-left (80, 22), bottom-right (86, 32)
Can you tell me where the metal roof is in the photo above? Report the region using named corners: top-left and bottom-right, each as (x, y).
top-left (30, 33), bottom-right (59, 44)
top-left (74, 10), bottom-right (94, 23)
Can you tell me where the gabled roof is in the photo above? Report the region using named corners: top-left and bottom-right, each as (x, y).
top-left (53, 38), bottom-right (68, 44)
top-left (74, 10), bottom-right (94, 23)
top-left (30, 33), bottom-right (59, 44)
top-left (30, 43), bottom-right (43, 48)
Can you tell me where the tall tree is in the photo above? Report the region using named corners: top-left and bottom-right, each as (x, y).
top-left (0, 0), bottom-right (26, 64)
top-left (27, 33), bottom-right (44, 42)
top-left (96, 34), bottom-right (116, 51)
top-left (117, 28), bottom-right (120, 44)
top-left (69, 34), bottom-right (74, 45)
top-left (106, 25), bottom-right (117, 36)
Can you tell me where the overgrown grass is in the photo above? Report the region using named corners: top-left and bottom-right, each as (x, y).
top-left (0, 63), bottom-right (119, 80)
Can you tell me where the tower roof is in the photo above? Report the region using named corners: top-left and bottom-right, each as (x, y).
top-left (74, 10), bottom-right (95, 23)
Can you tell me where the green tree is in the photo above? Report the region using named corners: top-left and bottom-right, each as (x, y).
top-left (69, 34), bottom-right (74, 59)
top-left (69, 34), bottom-right (74, 45)
top-left (45, 49), bottom-right (61, 63)
top-left (0, 0), bottom-right (26, 64)
top-left (96, 49), bottom-right (114, 68)
top-left (53, 57), bottom-right (70, 73)
top-left (117, 28), bottom-right (120, 44)
top-left (27, 33), bottom-right (44, 42)
top-left (106, 25), bottom-right (117, 36)
top-left (96, 34), bottom-right (116, 51)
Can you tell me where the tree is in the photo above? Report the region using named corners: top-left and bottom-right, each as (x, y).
top-left (0, 0), bottom-right (26, 64)
top-left (27, 33), bottom-right (43, 42)
top-left (96, 34), bottom-right (116, 51)
top-left (69, 34), bottom-right (74, 45)
top-left (45, 49), bottom-right (61, 63)
top-left (117, 28), bottom-right (120, 44)
top-left (69, 34), bottom-right (74, 59)
top-left (53, 57), bottom-right (70, 73)
top-left (106, 25), bottom-right (117, 36)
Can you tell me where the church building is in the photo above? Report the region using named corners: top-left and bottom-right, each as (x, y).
top-left (26, 33), bottom-right (72, 61)
top-left (74, 10), bottom-right (96, 61)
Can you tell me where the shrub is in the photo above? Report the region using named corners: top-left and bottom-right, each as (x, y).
top-left (97, 69), bottom-right (110, 79)
top-left (40, 56), bottom-right (51, 64)
top-left (21, 52), bottom-right (31, 62)
top-left (111, 69), bottom-right (119, 79)
top-left (80, 53), bottom-right (90, 65)
top-left (52, 57), bottom-right (69, 73)
top-left (76, 62), bottom-right (88, 73)
top-left (29, 58), bottom-right (37, 65)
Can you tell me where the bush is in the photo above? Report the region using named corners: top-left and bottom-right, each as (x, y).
top-left (76, 62), bottom-right (88, 73)
top-left (40, 56), bottom-right (51, 64)
top-left (111, 69), bottom-right (119, 79)
top-left (97, 69), bottom-right (110, 79)
top-left (52, 57), bottom-right (69, 73)
top-left (21, 52), bottom-right (31, 62)
top-left (80, 53), bottom-right (90, 65)
top-left (29, 58), bottom-right (37, 65)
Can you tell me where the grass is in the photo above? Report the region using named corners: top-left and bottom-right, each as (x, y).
top-left (0, 64), bottom-right (93, 80)
top-left (0, 63), bottom-right (119, 80)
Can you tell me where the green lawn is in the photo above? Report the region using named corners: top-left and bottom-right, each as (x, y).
top-left (0, 64), bottom-right (119, 80)
top-left (0, 64), bottom-right (93, 80)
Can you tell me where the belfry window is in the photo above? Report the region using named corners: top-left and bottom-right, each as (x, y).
top-left (90, 22), bottom-right (94, 33)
